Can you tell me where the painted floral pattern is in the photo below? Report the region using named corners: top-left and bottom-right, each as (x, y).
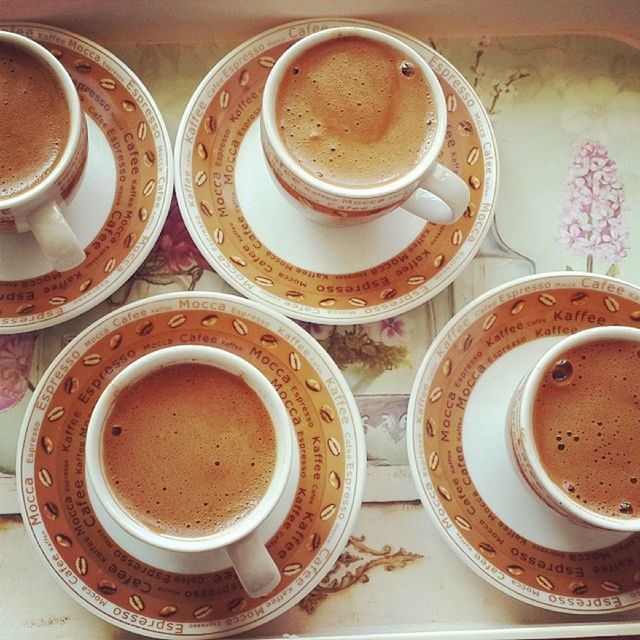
top-left (299, 319), bottom-right (409, 376)
top-left (0, 333), bottom-right (36, 412)
top-left (558, 140), bottom-right (629, 272)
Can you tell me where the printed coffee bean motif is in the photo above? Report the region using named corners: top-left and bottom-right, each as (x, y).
top-left (0, 25), bottom-right (164, 330)
top-left (41, 435), bottom-right (54, 454)
top-left (536, 575), bottom-right (554, 591)
top-left (99, 77), bottom-right (117, 91)
top-left (454, 515), bottom-right (471, 531)
top-left (75, 556), bottom-right (88, 576)
top-left (604, 296), bottom-right (620, 312)
top-left (43, 502), bottom-right (60, 520)
top-left (38, 468), bottom-right (53, 487)
top-left (22, 299), bottom-right (357, 634)
top-left (478, 542), bottom-right (496, 557)
top-left (204, 115), bottom-right (216, 134)
top-left (260, 334), bottom-right (278, 348)
top-left (129, 594), bottom-right (145, 612)
top-left (227, 597), bottom-right (246, 614)
top-left (201, 314), bottom-right (218, 326)
top-left (328, 471), bottom-right (341, 489)
top-left (184, 26), bottom-right (494, 322)
top-left (55, 533), bottom-right (72, 548)
top-left (104, 257), bottom-right (117, 273)
top-left (167, 314), bottom-right (187, 328)
top-left (200, 198), bottom-right (214, 216)
top-left (414, 276), bottom-right (640, 611)
top-left (0, 24), bottom-right (169, 333)
top-left (193, 605), bottom-right (212, 619)
top-left (97, 580), bottom-right (117, 596)
top-left (47, 407), bottom-right (65, 422)
top-left (307, 533), bottom-right (321, 551)
top-left (283, 563), bottom-right (302, 576)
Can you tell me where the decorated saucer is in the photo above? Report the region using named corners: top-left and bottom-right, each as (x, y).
top-left (175, 18), bottom-right (497, 324)
top-left (0, 23), bottom-right (172, 334)
top-left (16, 292), bottom-right (365, 638)
top-left (408, 272), bottom-right (640, 614)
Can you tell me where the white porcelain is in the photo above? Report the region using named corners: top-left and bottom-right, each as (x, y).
top-left (86, 345), bottom-right (297, 598)
top-left (0, 31), bottom-right (87, 271)
top-left (507, 325), bottom-right (640, 532)
top-left (260, 26), bottom-right (470, 226)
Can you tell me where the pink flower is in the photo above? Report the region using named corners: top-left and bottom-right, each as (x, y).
top-left (368, 318), bottom-right (406, 346)
top-left (155, 198), bottom-right (211, 274)
top-left (298, 322), bottom-right (333, 341)
top-left (557, 140), bottom-right (629, 265)
top-left (0, 333), bottom-right (37, 412)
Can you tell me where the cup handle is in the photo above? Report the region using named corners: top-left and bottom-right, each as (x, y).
top-left (226, 530), bottom-right (281, 598)
top-left (26, 202), bottom-right (85, 272)
top-left (402, 163), bottom-right (470, 225)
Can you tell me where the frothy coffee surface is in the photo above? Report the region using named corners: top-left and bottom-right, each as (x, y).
top-left (275, 36), bottom-right (436, 188)
top-left (102, 363), bottom-right (276, 538)
top-left (533, 339), bottom-right (640, 518)
top-left (0, 41), bottom-right (70, 199)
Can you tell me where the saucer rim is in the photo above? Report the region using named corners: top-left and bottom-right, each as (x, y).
top-left (174, 17), bottom-right (499, 325)
top-left (407, 270), bottom-right (640, 615)
top-left (16, 290), bottom-right (366, 638)
top-left (0, 21), bottom-right (174, 334)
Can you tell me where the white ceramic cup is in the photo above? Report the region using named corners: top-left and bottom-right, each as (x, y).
top-left (260, 26), bottom-right (470, 227)
top-left (507, 326), bottom-right (640, 532)
top-left (86, 345), bottom-right (297, 598)
top-left (0, 31), bottom-right (87, 272)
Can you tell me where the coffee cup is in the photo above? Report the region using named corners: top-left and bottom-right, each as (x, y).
top-left (507, 326), bottom-right (640, 532)
top-left (0, 31), bottom-right (87, 272)
top-left (85, 345), bottom-right (297, 598)
top-left (260, 26), bottom-right (470, 226)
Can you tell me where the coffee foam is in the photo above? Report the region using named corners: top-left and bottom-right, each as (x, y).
top-left (275, 36), bottom-right (436, 188)
top-left (101, 363), bottom-right (276, 538)
top-left (533, 339), bottom-right (640, 518)
top-left (0, 41), bottom-right (69, 199)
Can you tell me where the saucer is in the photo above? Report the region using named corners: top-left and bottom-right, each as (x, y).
top-left (408, 271), bottom-right (640, 614)
top-left (0, 23), bottom-right (172, 334)
top-left (175, 18), bottom-right (497, 324)
top-left (16, 292), bottom-right (365, 638)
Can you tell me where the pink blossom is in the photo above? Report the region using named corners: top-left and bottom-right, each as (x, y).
top-left (368, 318), bottom-right (406, 345)
top-left (0, 333), bottom-right (37, 412)
top-left (557, 140), bottom-right (629, 265)
top-left (155, 198), bottom-right (210, 274)
top-left (298, 322), bottom-right (333, 341)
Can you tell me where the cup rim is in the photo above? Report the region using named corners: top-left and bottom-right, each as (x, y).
top-left (519, 325), bottom-right (640, 531)
top-left (260, 25), bottom-right (447, 199)
top-left (0, 30), bottom-right (84, 209)
top-left (85, 345), bottom-right (294, 553)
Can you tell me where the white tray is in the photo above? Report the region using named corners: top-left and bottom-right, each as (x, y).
top-left (1, 1), bottom-right (639, 638)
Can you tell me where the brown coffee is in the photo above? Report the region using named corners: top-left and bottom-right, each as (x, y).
top-left (275, 36), bottom-right (437, 188)
top-left (533, 339), bottom-right (640, 518)
top-left (101, 363), bottom-right (276, 538)
top-left (0, 40), bottom-right (70, 199)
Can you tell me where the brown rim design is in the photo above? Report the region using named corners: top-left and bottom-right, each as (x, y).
top-left (175, 18), bottom-right (497, 324)
top-left (17, 292), bottom-right (364, 638)
top-left (409, 272), bottom-right (640, 613)
top-left (0, 23), bottom-right (172, 333)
